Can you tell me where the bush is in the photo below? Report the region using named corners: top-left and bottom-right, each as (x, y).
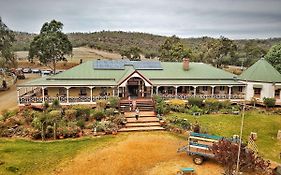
top-left (51, 99), bottom-right (60, 109)
top-left (204, 98), bottom-right (221, 113)
top-left (96, 100), bottom-right (107, 109)
top-left (72, 105), bottom-right (91, 121)
top-left (49, 110), bottom-right (61, 119)
top-left (263, 97), bottom-right (276, 108)
top-left (93, 110), bottom-right (105, 121)
top-left (105, 108), bottom-right (116, 116)
top-left (168, 99), bottom-right (186, 112)
top-left (64, 109), bottom-right (77, 121)
top-left (187, 105), bottom-right (203, 115)
top-left (108, 97), bottom-right (119, 108)
top-left (93, 121), bottom-right (117, 133)
top-left (188, 97), bottom-right (203, 107)
top-left (154, 95), bottom-right (170, 114)
top-left (0, 109), bottom-right (17, 121)
top-left (42, 101), bottom-right (49, 110)
top-left (76, 120), bottom-right (85, 129)
top-left (166, 116), bottom-right (191, 130)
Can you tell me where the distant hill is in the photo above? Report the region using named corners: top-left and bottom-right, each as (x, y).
top-left (12, 31), bottom-right (281, 66)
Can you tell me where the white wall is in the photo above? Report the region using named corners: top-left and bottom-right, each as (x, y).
top-left (240, 81), bottom-right (275, 101)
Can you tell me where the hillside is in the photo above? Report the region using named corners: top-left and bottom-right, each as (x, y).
top-left (11, 31), bottom-right (281, 66)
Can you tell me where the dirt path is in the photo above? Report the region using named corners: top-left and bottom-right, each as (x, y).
top-left (0, 74), bottom-right (39, 114)
top-left (54, 132), bottom-right (222, 175)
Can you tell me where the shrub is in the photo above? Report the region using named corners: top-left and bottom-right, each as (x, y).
top-left (42, 101), bottom-right (49, 110)
top-left (156, 101), bottom-right (170, 115)
top-left (108, 97), bottom-right (119, 108)
top-left (204, 98), bottom-right (221, 113)
top-left (72, 105), bottom-right (91, 120)
top-left (187, 105), bottom-right (203, 115)
top-left (93, 110), bottom-right (105, 121)
top-left (64, 109), bottom-right (77, 121)
top-left (263, 97), bottom-right (276, 108)
top-left (96, 100), bottom-right (107, 109)
top-left (51, 99), bottom-right (60, 109)
top-left (221, 100), bottom-right (232, 109)
top-left (168, 99), bottom-right (186, 112)
top-left (188, 97), bottom-right (203, 107)
top-left (93, 121), bottom-right (106, 132)
top-left (105, 108), bottom-right (116, 116)
top-left (93, 121), bottom-right (117, 133)
top-left (76, 120), bottom-right (85, 129)
top-left (0, 109), bottom-right (17, 121)
top-left (49, 110), bottom-right (61, 119)
top-left (166, 116), bottom-right (191, 130)
top-left (109, 114), bottom-right (126, 127)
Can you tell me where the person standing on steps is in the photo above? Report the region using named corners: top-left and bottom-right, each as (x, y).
top-left (135, 107), bottom-right (139, 120)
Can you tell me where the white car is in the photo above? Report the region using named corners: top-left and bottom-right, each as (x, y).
top-left (32, 69), bottom-right (41, 74)
top-left (41, 70), bottom-right (52, 77)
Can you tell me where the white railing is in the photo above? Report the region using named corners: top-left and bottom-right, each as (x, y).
top-left (19, 96), bottom-right (109, 104)
top-left (159, 94), bottom-right (245, 100)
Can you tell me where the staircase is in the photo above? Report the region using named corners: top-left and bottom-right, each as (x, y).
top-left (119, 111), bottom-right (165, 132)
top-left (119, 98), bottom-right (155, 112)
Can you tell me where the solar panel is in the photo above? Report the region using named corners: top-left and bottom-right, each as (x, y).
top-left (94, 60), bottom-right (163, 70)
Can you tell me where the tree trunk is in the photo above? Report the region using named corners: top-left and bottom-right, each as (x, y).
top-left (53, 59), bottom-right (56, 75)
top-left (53, 122), bottom-right (56, 140)
top-left (41, 123), bottom-right (45, 141)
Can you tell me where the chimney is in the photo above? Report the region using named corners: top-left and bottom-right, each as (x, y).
top-left (183, 58), bottom-right (189, 71)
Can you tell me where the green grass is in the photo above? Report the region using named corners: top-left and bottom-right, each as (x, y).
top-left (167, 111), bottom-right (281, 163)
top-left (0, 135), bottom-right (123, 175)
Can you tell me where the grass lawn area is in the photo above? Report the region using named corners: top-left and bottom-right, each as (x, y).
top-left (0, 135), bottom-right (123, 175)
top-left (167, 111), bottom-right (281, 163)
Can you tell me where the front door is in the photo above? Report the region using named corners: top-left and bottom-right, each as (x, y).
top-left (127, 85), bottom-right (139, 97)
top-left (126, 77), bottom-right (144, 98)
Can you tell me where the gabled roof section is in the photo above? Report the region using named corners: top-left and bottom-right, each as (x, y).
top-left (239, 58), bottom-right (281, 83)
top-left (118, 70), bottom-right (153, 86)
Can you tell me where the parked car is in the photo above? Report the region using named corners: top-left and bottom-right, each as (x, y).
top-left (273, 166), bottom-right (281, 175)
top-left (23, 68), bottom-right (32, 73)
top-left (31, 69), bottom-right (41, 74)
top-left (41, 70), bottom-right (52, 77)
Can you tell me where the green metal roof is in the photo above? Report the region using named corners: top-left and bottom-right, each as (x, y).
top-left (19, 60), bottom-right (242, 87)
top-left (18, 76), bottom-right (116, 87)
top-left (239, 58), bottom-right (281, 83)
top-left (139, 62), bottom-right (236, 80)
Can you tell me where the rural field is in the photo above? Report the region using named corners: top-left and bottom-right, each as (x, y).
top-left (15, 47), bottom-right (121, 64)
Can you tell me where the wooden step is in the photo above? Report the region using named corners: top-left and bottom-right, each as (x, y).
top-left (125, 122), bottom-right (161, 127)
top-left (124, 111), bottom-right (155, 117)
top-left (126, 117), bottom-right (159, 123)
top-left (118, 126), bottom-right (164, 132)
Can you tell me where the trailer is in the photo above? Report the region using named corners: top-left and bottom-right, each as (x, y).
top-left (178, 132), bottom-right (223, 165)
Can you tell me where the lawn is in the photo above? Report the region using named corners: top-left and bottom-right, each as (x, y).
top-left (0, 135), bottom-right (122, 175)
top-left (167, 111), bottom-right (281, 163)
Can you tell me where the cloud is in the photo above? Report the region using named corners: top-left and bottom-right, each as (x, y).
top-left (0, 0), bottom-right (281, 39)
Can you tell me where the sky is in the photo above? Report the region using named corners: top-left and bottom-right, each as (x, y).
top-left (0, 0), bottom-right (281, 39)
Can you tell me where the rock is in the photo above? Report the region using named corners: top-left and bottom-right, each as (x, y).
top-left (277, 130), bottom-right (281, 140)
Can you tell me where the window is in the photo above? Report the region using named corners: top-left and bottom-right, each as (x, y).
top-left (59, 87), bottom-right (66, 96)
top-left (254, 88), bottom-right (261, 95)
top-left (275, 90), bottom-right (280, 97)
top-left (219, 86), bottom-right (225, 91)
top-left (238, 86), bottom-right (243, 92)
top-left (202, 86), bottom-right (208, 91)
top-left (80, 88), bottom-right (87, 96)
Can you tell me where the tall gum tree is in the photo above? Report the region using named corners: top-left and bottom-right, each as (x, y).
top-left (29, 20), bottom-right (72, 74)
top-left (0, 17), bottom-right (16, 68)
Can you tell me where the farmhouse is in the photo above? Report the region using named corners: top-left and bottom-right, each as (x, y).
top-left (17, 58), bottom-right (281, 105)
